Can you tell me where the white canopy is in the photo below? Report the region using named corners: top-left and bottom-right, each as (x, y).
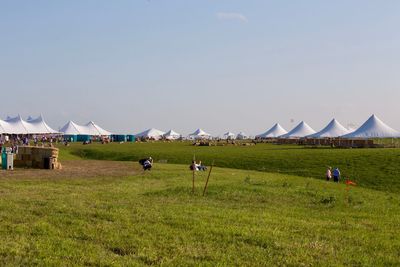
top-left (223, 132), bottom-right (236, 139)
top-left (136, 128), bottom-right (165, 140)
top-left (256, 123), bottom-right (288, 138)
top-left (189, 129), bottom-right (211, 139)
top-left (164, 130), bottom-right (181, 140)
top-left (280, 121), bottom-right (316, 138)
top-left (25, 115), bottom-right (59, 134)
top-left (236, 132), bottom-right (249, 140)
top-left (307, 119), bottom-right (350, 138)
top-left (60, 121), bottom-right (84, 135)
top-left (342, 115), bottom-right (400, 138)
top-left (60, 121), bottom-right (112, 136)
top-left (2, 115), bottom-right (30, 134)
top-left (0, 115), bottom-right (59, 135)
top-left (84, 121), bottom-right (112, 136)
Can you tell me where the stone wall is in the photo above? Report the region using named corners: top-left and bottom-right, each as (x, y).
top-left (13, 146), bottom-right (62, 169)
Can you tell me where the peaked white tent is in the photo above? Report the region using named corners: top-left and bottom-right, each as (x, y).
top-left (25, 115), bottom-right (59, 134)
top-left (84, 121), bottom-right (112, 136)
top-left (136, 128), bottom-right (165, 140)
top-left (60, 121), bottom-right (86, 135)
top-left (307, 119), bottom-right (350, 138)
top-left (256, 123), bottom-right (288, 138)
top-left (342, 115), bottom-right (400, 138)
top-left (280, 121), bottom-right (316, 138)
top-left (2, 115), bottom-right (30, 134)
top-left (223, 132), bottom-right (236, 140)
top-left (189, 129), bottom-right (211, 140)
top-left (236, 132), bottom-right (249, 140)
top-left (164, 130), bottom-right (181, 140)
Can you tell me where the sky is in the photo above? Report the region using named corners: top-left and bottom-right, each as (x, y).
top-left (1, 0), bottom-right (400, 135)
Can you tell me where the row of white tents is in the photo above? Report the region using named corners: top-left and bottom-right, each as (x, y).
top-left (133, 115), bottom-right (400, 140)
top-left (1, 114), bottom-right (399, 139)
top-left (255, 115), bottom-right (400, 139)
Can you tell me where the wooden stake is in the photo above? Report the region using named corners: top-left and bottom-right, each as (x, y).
top-left (203, 161), bottom-right (214, 196)
top-left (192, 154), bottom-right (195, 194)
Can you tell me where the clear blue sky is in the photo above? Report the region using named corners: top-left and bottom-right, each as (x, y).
top-left (1, 0), bottom-right (400, 135)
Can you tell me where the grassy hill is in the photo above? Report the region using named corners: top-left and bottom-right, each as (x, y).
top-left (59, 142), bottom-right (400, 193)
top-left (1, 163), bottom-right (399, 266)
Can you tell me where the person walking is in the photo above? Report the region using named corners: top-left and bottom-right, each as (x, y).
top-left (326, 167), bottom-right (332, 181)
top-left (333, 168), bottom-right (341, 183)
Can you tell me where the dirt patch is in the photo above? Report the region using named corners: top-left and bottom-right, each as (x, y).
top-left (0, 160), bottom-right (141, 180)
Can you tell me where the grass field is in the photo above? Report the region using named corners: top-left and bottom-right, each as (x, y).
top-left (0, 142), bottom-right (399, 265)
top-left (60, 142), bottom-right (400, 193)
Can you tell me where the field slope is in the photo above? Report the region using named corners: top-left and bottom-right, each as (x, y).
top-left (0, 162), bottom-right (399, 265)
top-left (60, 142), bottom-right (400, 193)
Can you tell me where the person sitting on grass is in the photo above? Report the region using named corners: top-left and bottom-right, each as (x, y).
top-left (333, 167), bottom-right (341, 183)
top-left (197, 161), bottom-right (207, 171)
top-left (190, 160), bottom-right (198, 171)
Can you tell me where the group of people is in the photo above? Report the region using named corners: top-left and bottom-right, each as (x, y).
top-left (326, 167), bottom-right (341, 182)
top-left (190, 160), bottom-right (207, 171)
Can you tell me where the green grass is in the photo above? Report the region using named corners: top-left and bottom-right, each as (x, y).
top-left (1, 164), bottom-right (399, 266)
top-left (59, 142), bottom-right (400, 193)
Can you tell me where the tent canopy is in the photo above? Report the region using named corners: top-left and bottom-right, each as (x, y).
top-left (307, 119), bottom-right (349, 138)
top-left (189, 129), bottom-right (211, 139)
top-left (164, 130), bottom-right (181, 140)
top-left (236, 132), bottom-right (249, 139)
top-left (0, 115), bottom-right (59, 135)
top-left (280, 121), bottom-right (316, 138)
top-left (256, 123), bottom-right (288, 138)
top-left (60, 120), bottom-right (112, 136)
top-left (136, 128), bottom-right (165, 139)
top-left (342, 115), bottom-right (400, 138)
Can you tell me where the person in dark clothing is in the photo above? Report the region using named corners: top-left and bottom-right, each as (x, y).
top-left (333, 168), bottom-right (341, 183)
top-left (139, 157), bottom-right (153, 171)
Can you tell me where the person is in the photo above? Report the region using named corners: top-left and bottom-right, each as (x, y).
top-left (190, 160), bottom-right (198, 171)
top-left (326, 167), bottom-right (332, 181)
top-left (197, 161), bottom-right (207, 171)
top-left (139, 157), bottom-right (153, 171)
top-left (142, 159), bottom-right (152, 171)
top-left (333, 168), bottom-right (341, 183)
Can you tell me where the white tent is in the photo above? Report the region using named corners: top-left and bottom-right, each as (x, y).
top-left (256, 123), bottom-right (288, 138)
top-left (223, 132), bottom-right (236, 140)
top-left (164, 130), bottom-right (181, 140)
top-left (25, 115), bottom-right (59, 134)
top-left (307, 119), bottom-right (350, 138)
top-left (342, 115), bottom-right (400, 138)
top-left (189, 129), bottom-right (211, 140)
top-left (60, 121), bottom-right (111, 136)
top-left (2, 115), bottom-right (30, 134)
top-left (60, 121), bottom-right (86, 135)
top-left (280, 121), bottom-right (316, 138)
top-left (83, 121), bottom-right (112, 136)
top-left (136, 128), bottom-right (165, 140)
top-left (236, 132), bottom-right (249, 140)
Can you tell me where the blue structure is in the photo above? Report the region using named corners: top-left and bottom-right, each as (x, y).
top-left (112, 135), bottom-right (127, 142)
top-left (126, 135), bottom-right (136, 142)
top-left (64, 135), bottom-right (78, 142)
top-left (1, 148), bottom-right (7, 170)
top-left (77, 135), bottom-right (91, 142)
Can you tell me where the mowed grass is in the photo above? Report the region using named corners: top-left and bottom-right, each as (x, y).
top-left (60, 142), bottom-right (400, 193)
top-left (0, 163), bottom-right (399, 266)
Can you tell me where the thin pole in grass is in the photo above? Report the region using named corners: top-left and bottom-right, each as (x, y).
top-left (192, 154), bottom-right (196, 194)
top-left (203, 161), bottom-right (214, 196)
